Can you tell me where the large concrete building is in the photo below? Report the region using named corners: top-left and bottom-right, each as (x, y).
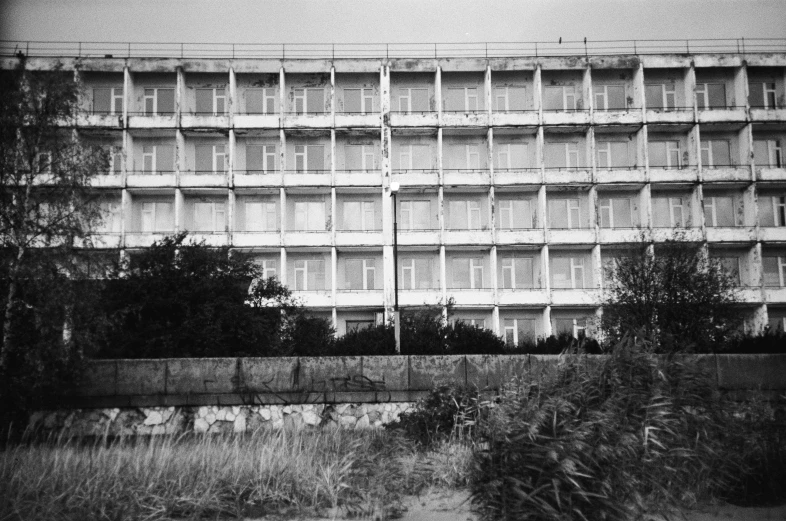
top-left (4, 41), bottom-right (786, 342)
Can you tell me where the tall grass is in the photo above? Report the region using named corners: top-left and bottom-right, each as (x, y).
top-left (0, 426), bottom-right (473, 520)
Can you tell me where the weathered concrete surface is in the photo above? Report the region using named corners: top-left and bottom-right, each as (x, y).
top-left (408, 355), bottom-right (466, 391)
top-left (362, 356), bottom-right (409, 392)
top-left (717, 354), bottom-right (786, 390)
top-left (165, 358), bottom-right (237, 395)
top-left (115, 360), bottom-right (166, 395)
top-left (80, 360), bottom-right (117, 396)
top-left (238, 357), bottom-right (299, 394)
top-left (296, 356), bottom-right (363, 393)
top-left (486, 355), bottom-right (530, 389)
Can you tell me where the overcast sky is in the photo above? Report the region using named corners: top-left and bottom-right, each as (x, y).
top-left (1, 0), bottom-right (784, 44)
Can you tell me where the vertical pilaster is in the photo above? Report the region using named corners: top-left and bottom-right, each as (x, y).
top-left (534, 64), bottom-right (543, 122)
top-left (174, 189), bottom-right (184, 232)
top-left (734, 63), bottom-right (748, 110)
top-left (175, 129), bottom-right (185, 185)
top-left (228, 67), bottom-right (236, 127)
top-left (227, 189), bottom-right (235, 245)
top-left (331, 247), bottom-right (337, 308)
top-left (485, 65), bottom-right (492, 117)
top-left (121, 189), bottom-right (130, 248)
top-left (280, 248), bottom-right (287, 288)
top-left (279, 67), bottom-right (286, 122)
top-left (228, 129), bottom-right (236, 186)
top-left (380, 64), bottom-right (395, 321)
top-left (176, 67), bottom-right (185, 127)
top-left (633, 62), bottom-right (645, 115)
top-left (440, 245), bottom-right (447, 302)
top-left (583, 64), bottom-right (593, 114)
top-left (123, 66), bottom-right (132, 124)
top-left (435, 66), bottom-right (442, 124)
top-left (543, 306), bottom-right (552, 337)
top-left (330, 66), bottom-right (336, 126)
top-left (686, 63), bottom-right (697, 117)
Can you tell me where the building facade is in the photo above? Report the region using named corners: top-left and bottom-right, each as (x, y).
top-left (4, 46), bottom-right (786, 342)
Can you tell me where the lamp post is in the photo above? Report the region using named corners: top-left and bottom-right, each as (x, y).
top-left (390, 181), bottom-right (401, 353)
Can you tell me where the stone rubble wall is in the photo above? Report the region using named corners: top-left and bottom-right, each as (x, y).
top-left (28, 402), bottom-right (416, 436)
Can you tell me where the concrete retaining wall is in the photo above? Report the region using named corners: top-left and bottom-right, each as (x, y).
top-left (68, 354), bottom-right (786, 409)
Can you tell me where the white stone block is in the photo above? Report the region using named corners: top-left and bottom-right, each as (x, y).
top-left (233, 414), bottom-right (246, 433)
top-left (194, 418), bottom-right (209, 433)
top-left (198, 406), bottom-right (209, 418)
top-left (226, 412), bottom-right (236, 422)
top-left (355, 415), bottom-right (370, 429)
top-left (143, 411), bottom-right (163, 426)
top-left (259, 408), bottom-right (272, 421)
top-left (302, 410), bottom-right (320, 426)
top-left (232, 406), bottom-right (241, 416)
top-left (205, 413), bottom-right (216, 425)
top-left (339, 415), bottom-right (357, 426)
top-left (216, 409), bottom-right (227, 422)
top-left (282, 405), bottom-right (292, 414)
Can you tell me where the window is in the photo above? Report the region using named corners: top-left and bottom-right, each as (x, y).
top-left (244, 201), bottom-right (277, 232)
top-left (451, 257), bottom-right (484, 289)
top-left (140, 201), bottom-right (174, 232)
top-left (715, 256), bottom-right (741, 285)
top-left (543, 85), bottom-right (577, 111)
top-left (703, 196), bottom-right (737, 227)
top-left (493, 86), bottom-right (526, 111)
top-left (397, 88), bottom-right (429, 113)
top-left (292, 87), bottom-right (325, 114)
top-left (749, 82), bottom-right (778, 109)
top-left (98, 200), bottom-right (121, 233)
top-left (343, 88), bottom-right (375, 114)
top-left (400, 258), bottom-right (434, 289)
top-left (195, 144), bottom-right (227, 174)
top-left (293, 259), bottom-right (325, 290)
top-left (141, 145), bottom-right (175, 174)
top-left (259, 259), bottom-right (278, 279)
top-left (652, 196), bottom-right (688, 227)
top-left (599, 197), bottom-right (634, 228)
top-left (648, 141), bottom-right (682, 168)
top-left (400, 200), bottom-right (431, 230)
top-left (763, 256), bottom-right (786, 287)
top-left (754, 140), bottom-right (783, 168)
top-left (246, 144), bottom-right (277, 173)
top-left (294, 145), bottom-right (325, 173)
top-left (397, 144), bottom-right (431, 170)
top-left (143, 88), bottom-right (175, 115)
top-left (545, 142), bottom-right (580, 169)
top-left (701, 140), bottom-right (732, 167)
top-left (696, 83), bottom-right (727, 109)
top-left (104, 146), bottom-right (123, 175)
top-left (35, 151), bottom-right (52, 174)
top-left (347, 320), bottom-right (374, 332)
top-left (551, 256), bottom-right (587, 289)
top-left (245, 87), bottom-right (277, 114)
top-left (446, 144), bottom-right (481, 170)
top-left (498, 199), bottom-right (533, 229)
top-left (192, 201), bottom-right (226, 232)
top-left (645, 83), bottom-right (676, 110)
top-left (500, 256), bottom-right (534, 289)
top-left (293, 201), bottom-right (327, 231)
top-left (554, 317), bottom-right (587, 338)
top-left (495, 143), bottom-right (528, 170)
top-left (93, 87), bottom-right (124, 114)
top-left (195, 88), bottom-right (226, 115)
top-left (596, 141), bottom-right (629, 168)
top-left (594, 84), bottom-right (626, 110)
top-left (344, 145), bottom-right (377, 171)
top-left (342, 201), bottom-right (376, 231)
top-left (448, 200), bottom-right (483, 230)
top-left (759, 195), bottom-right (786, 227)
top-left (548, 198), bottom-right (582, 229)
top-left (458, 318), bottom-right (486, 328)
top-left (503, 318), bottom-right (537, 345)
top-left (445, 87), bottom-right (480, 112)
top-left (345, 259), bottom-right (376, 290)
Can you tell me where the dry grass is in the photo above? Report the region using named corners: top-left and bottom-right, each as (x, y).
top-left (0, 426), bottom-right (474, 521)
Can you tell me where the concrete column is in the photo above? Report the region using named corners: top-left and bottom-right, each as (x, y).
top-left (587, 127), bottom-right (596, 183)
top-left (543, 306), bottom-right (552, 337)
top-left (542, 244), bottom-right (551, 293)
top-left (740, 122), bottom-right (755, 181)
top-left (490, 244), bottom-right (498, 310)
top-left (583, 65), bottom-right (593, 114)
top-left (175, 129), bottom-right (185, 185)
top-left (280, 248), bottom-right (287, 288)
top-left (227, 189), bottom-right (235, 245)
top-left (633, 62), bottom-right (645, 116)
top-left (640, 184), bottom-right (652, 230)
top-left (279, 187), bottom-right (287, 240)
top-left (743, 183), bottom-right (758, 228)
top-left (537, 185), bottom-right (547, 230)
top-left (487, 127), bottom-right (495, 185)
top-left (176, 67), bottom-right (185, 127)
top-left (534, 64), bottom-right (543, 122)
top-left (696, 183), bottom-right (706, 234)
top-left (689, 124), bottom-right (701, 174)
top-left (123, 66), bottom-right (131, 125)
top-left (734, 63), bottom-right (749, 110)
top-left (491, 305), bottom-right (500, 335)
top-left (485, 65), bottom-right (492, 117)
top-left (279, 128), bottom-right (286, 175)
top-left (536, 126), bottom-right (545, 184)
top-left (437, 127), bottom-right (444, 185)
top-left (331, 247), bottom-right (337, 307)
top-left (228, 129), bottom-right (236, 186)
top-left (685, 64), bottom-right (697, 117)
top-left (174, 189), bottom-right (184, 232)
top-left (330, 187), bottom-right (337, 242)
top-left (435, 66), bottom-right (442, 124)
top-left (330, 129), bottom-right (336, 186)
top-left (330, 66), bottom-right (336, 126)
top-left (440, 245), bottom-right (447, 302)
top-left (380, 63), bottom-right (395, 321)
top-left (639, 125), bottom-right (649, 179)
top-left (228, 67), bottom-right (236, 127)
top-left (589, 184), bottom-right (599, 242)
top-left (122, 131), bottom-right (132, 185)
top-left (332, 307), bottom-right (338, 331)
top-left (121, 189), bottom-right (130, 247)
top-left (748, 304), bottom-right (768, 335)
top-left (279, 67), bottom-right (286, 122)
top-left (591, 243), bottom-right (602, 289)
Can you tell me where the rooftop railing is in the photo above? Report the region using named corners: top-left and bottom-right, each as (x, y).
top-left (2, 38), bottom-right (785, 60)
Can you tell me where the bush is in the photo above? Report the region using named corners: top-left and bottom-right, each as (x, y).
top-left (514, 333), bottom-right (602, 355)
top-left (332, 325), bottom-right (395, 356)
top-left (280, 314), bottom-right (336, 356)
top-left (720, 328), bottom-right (786, 354)
top-left (445, 321), bottom-right (507, 355)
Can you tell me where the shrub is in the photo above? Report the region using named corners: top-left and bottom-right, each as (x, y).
top-left (332, 325), bottom-right (395, 356)
top-left (720, 328), bottom-right (786, 354)
top-left (514, 333), bottom-right (602, 355)
top-left (445, 321), bottom-right (507, 355)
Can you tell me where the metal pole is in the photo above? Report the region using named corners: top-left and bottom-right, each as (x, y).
top-left (392, 191), bottom-right (400, 354)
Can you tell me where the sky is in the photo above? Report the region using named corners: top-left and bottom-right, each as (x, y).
top-left (1, 0), bottom-right (784, 46)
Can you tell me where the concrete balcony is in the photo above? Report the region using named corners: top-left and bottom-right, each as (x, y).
top-left (705, 227), bottom-right (756, 243)
top-left (756, 167), bottom-right (786, 182)
top-left (491, 112), bottom-right (539, 127)
top-left (543, 168), bottom-right (592, 184)
top-left (651, 227), bottom-right (703, 242)
top-left (400, 289), bottom-right (443, 306)
top-left (498, 289), bottom-right (548, 306)
top-left (736, 287), bottom-right (764, 304)
top-left (702, 166), bottom-right (751, 182)
top-left (388, 112), bottom-right (439, 127)
top-left (494, 169), bottom-right (542, 185)
top-left (335, 171), bottom-right (382, 187)
top-left (398, 230), bottom-right (440, 246)
top-left (441, 112), bottom-right (489, 127)
top-left (282, 113), bottom-right (332, 128)
top-left (750, 108), bottom-right (786, 123)
top-left (80, 233), bottom-right (123, 249)
top-left (764, 287), bottom-right (786, 303)
top-left (181, 114), bottom-right (229, 128)
top-left (282, 172), bottom-right (332, 187)
top-left (76, 113), bottom-right (123, 128)
top-left (127, 114), bottom-right (177, 128)
top-left (90, 175), bottom-right (124, 188)
top-left (645, 109), bottom-right (694, 125)
top-left (126, 173), bottom-right (176, 187)
top-left (595, 168), bottom-right (646, 184)
top-left (393, 170), bottom-right (439, 186)
top-left (334, 113), bottom-right (381, 128)
top-left (759, 227), bottom-right (786, 242)
top-left (649, 167), bottom-right (699, 183)
top-left (233, 114), bottom-right (280, 128)
top-left (550, 288), bottom-right (601, 306)
top-left (125, 232), bottom-right (174, 248)
top-left (697, 108), bottom-right (747, 124)
top-left (186, 233), bottom-right (229, 246)
top-left (542, 111), bottom-right (590, 126)
top-left (547, 229), bottom-right (596, 244)
top-left (234, 173), bottom-right (282, 187)
top-left (599, 228), bottom-right (646, 244)
top-left (335, 230), bottom-right (383, 247)
top-left (592, 110), bottom-right (643, 126)
top-left (443, 229), bottom-right (493, 245)
top-left (293, 291), bottom-right (333, 307)
top-left (232, 232), bottom-right (281, 248)
top-left (495, 229), bottom-right (546, 245)
top-left (443, 170), bottom-right (490, 186)
top-left (445, 289), bottom-right (494, 306)
top-left (283, 231), bottom-right (332, 247)
top-left (180, 173), bottom-right (228, 187)
top-left (335, 290), bottom-right (384, 307)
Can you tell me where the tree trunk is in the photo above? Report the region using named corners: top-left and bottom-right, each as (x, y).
top-left (1, 247), bottom-right (24, 368)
